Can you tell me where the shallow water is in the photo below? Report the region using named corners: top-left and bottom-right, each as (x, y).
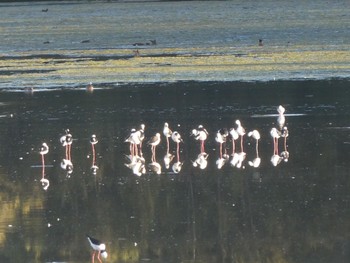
top-left (0, 1), bottom-right (350, 262)
top-left (1, 80), bottom-right (350, 262)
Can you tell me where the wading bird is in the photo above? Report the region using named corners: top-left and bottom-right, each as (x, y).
top-left (87, 235), bottom-right (108, 263)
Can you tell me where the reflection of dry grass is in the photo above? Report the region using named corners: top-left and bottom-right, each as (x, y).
top-left (0, 172), bottom-right (45, 247)
top-left (0, 46), bottom-right (349, 87)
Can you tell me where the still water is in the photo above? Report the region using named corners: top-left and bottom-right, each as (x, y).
top-left (0, 80), bottom-right (350, 262)
top-left (0, 0), bottom-right (349, 262)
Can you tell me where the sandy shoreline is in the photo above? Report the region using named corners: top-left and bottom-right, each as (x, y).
top-left (1, 46), bottom-right (349, 90)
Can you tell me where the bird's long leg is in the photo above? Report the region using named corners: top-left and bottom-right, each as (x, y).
top-left (41, 155), bottom-right (45, 176)
top-left (240, 136), bottom-right (244, 152)
top-left (65, 145), bottom-right (69, 160)
top-left (92, 144), bottom-right (96, 166)
top-left (92, 251), bottom-right (95, 263)
top-left (139, 141), bottom-right (143, 156)
top-left (68, 144), bottom-right (72, 161)
top-left (134, 143), bottom-right (138, 157)
top-left (284, 136), bottom-right (287, 151)
top-left (129, 143), bottom-right (133, 157)
top-left (256, 140), bottom-right (259, 155)
top-left (232, 140), bottom-right (235, 155)
top-left (97, 251), bottom-right (102, 263)
top-left (219, 143), bottom-right (223, 159)
top-left (176, 143), bottom-right (180, 162)
top-left (166, 137), bottom-right (169, 153)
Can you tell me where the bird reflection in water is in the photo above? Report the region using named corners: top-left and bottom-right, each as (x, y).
top-left (193, 152), bottom-right (209, 169)
top-left (90, 134), bottom-right (99, 175)
top-left (60, 129), bottom-right (73, 176)
top-left (123, 106), bottom-right (291, 174)
top-left (39, 142), bottom-right (50, 191)
top-left (124, 155), bottom-right (146, 176)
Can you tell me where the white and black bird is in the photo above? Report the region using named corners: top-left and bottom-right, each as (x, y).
top-left (87, 235), bottom-right (108, 263)
top-left (235, 120), bottom-right (246, 152)
top-left (171, 131), bottom-right (183, 156)
top-left (229, 127), bottom-right (239, 154)
top-left (248, 129), bottom-right (261, 151)
top-left (215, 128), bottom-right (229, 158)
top-left (148, 133), bottom-right (161, 159)
top-left (270, 127), bottom-right (281, 155)
top-left (163, 122), bottom-right (173, 149)
top-left (40, 142), bottom-right (49, 166)
top-left (90, 134), bottom-right (98, 145)
top-left (191, 125), bottom-right (209, 153)
top-left (60, 129), bottom-right (73, 160)
top-left (40, 142), bottom-right (49, 156)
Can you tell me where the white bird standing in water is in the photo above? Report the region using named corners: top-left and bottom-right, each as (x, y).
top-left (270, 127), bottom-right (281, 155)
top-left (87, 235), bottom-right (108, 263)
top-left (163, 122), bottom-right (172, 150)
top-left (235, 120), bottom-right (246, 152)
top-left (191, 125), bottom-right (209, 153)
top-left (148, 133), bottom-right (161, 160)
top-left (229, 127), bottom-right (239, 155)
top-left (40, 142), bottom-right (49, 167)
top-left (215, 128), bottom-right (228, 158)
top-left (248, 130), bottom-right (261, 151)
top-left (60, 129), bottom-right (73, 160)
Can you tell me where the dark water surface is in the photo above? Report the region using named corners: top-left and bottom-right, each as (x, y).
top-left (0, 80), bottom-right (350, 262)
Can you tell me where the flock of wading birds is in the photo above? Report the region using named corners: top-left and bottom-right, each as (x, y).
top-left (37, 105), bottom-right (288, 262)
top-left (38, 105), bottom-right (289, 182)
top-left (122, 105), bottom-right (289, 176)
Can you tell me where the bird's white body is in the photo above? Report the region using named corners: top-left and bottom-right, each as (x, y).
top-left (40, 143), bottom-right (49, 155)
top-left (191, 126), bottom-right (208, 141)
top-left (148, 133), bottom-right (161, 146)
top-left (163, 153), bottom-right (174, 169)
top-left (149, 161), bottom-right (162, 174)
top-left (87, 235), bottom-right (108, 260)
top-left (171, 131), bottom-right (183, 143)
top-left (172, 161), bottom-right (183, 173)
top-left (229, 128), bottom-right (239, 140)
top-left (193, 152), bottom-right (209, 169)
top-left (125, 129), bottom-right (141, 145)
top-left (163, 122), bottom-right (172, 138)
top-left (235, 120), bottom-right (245, 137)
top-left (270, 127), bottom-right (281, 139)
top-left (248, 130), bottom-right (261, 140)
top-left (90, 134), bottom-right (98, 145)
top-left (215, 129), bottom-right (228, 144)
top-left (248, 157), bottom-right (261, 168)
